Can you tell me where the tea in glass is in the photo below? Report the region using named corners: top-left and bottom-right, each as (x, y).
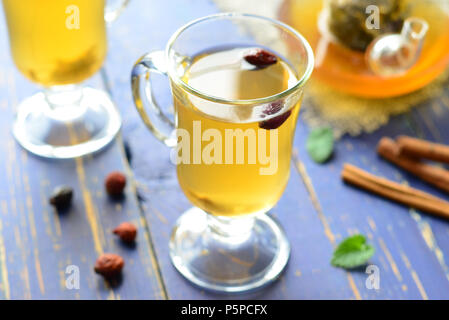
top-left (175, 46), bottom-right (301, 217)
top-left (131, 14), bottom-right (314, 292)
top-left (2, 0), bottom-right (128, 158)
top-left (3, 0), bottom-right (107, 86)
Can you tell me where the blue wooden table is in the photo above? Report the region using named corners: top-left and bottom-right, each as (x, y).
top-left (1, 0), bottom-right (449, 299)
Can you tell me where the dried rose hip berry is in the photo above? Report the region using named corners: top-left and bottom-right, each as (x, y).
top-left (105, 171), bottom-right (126, 196)
top-left (113, 222), bottom-right (137, 243)
top-left (262, 101), bottom-right (283, 116)
top-left (259, 111), bottom-right (291, 130)
top-left (49, 186), bottom-right (73, 210)
top-left (243, 49), bottom-right (278, 68)
top-left (259, 102), bottom-right (292, 130)
top-left (94, 253), bottom-right (124, 279)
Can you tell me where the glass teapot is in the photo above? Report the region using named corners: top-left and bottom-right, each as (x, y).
top-left (280, 0), bottom-right (449, 97)
top-left (322, 0), bottom-right (429, 77)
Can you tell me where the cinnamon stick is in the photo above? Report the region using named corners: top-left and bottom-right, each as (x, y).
top-left (397, 135), bottom-right (449, 164)
top-left (341, 163), bottom-right (449, 220)
top-left (377, 137), bottom-right (449, 194)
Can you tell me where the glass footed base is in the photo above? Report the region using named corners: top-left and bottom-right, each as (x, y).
top-left (169, 207), bottom-right (290, 293)
top-left (13, 87), bottom-right (121, 159)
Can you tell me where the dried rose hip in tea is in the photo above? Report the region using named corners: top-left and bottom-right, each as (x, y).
top-left (243, 48), bottom-right (278, 68)
top-left (113, 222), bottom-right (137, 243)
top-left (94, 253), bottom-right (124, 279)
top-left (49, 186), bottom-right (73, 210)
top-left (259, 102), bottom-right (292, 130)
top-left (262, 101), bottom-right (283, 116)
top-left (105, 171), bottom-right (127, 196)
top-left (259, 111), bottom-right (292, 130)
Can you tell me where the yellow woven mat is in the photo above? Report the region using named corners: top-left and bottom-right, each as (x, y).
top-left (302, 72), bottom-right (449, 137)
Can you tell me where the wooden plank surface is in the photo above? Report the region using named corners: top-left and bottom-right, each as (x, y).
top-left (0, 6), bottom-right (165, 299)
top-left (1, 0), bottom-right (449, 299)
top-left (293, 104), bottom-right (449, 299)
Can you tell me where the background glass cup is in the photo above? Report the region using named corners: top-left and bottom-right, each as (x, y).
top-left (131, 13), bottom-right (314, 292)
top-left (2, 0), bottom-right (129, 158)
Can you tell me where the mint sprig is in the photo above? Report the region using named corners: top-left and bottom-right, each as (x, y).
top-left (306, 127), bottom-right (334, 163)
top-left (331, 234), bottom-right (375, 269)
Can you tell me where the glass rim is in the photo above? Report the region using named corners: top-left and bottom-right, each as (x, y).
top-left (165, 12), bottom-right (315, 106)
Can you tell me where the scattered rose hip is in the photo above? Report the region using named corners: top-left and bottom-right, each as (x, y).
top-left (105, 171), bottom-right (127, 196)
top-left (113, 222), bottom-right (137, 243)
top-left (49, 186), bottom-right (73, 210)
top-left (243, 48), bottom-right (278, 68)
top-left (94, 253), bottom-right (124, 279)
top-left (259, 102), bottom-right (292, 130)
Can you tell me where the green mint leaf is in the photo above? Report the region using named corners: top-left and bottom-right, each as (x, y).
top-left (331, 234), bottom-right (375, 269)
top-left (306, 127), bottom-right (334, 163)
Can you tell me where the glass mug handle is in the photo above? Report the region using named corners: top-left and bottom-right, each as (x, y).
top-left (105, 0), bottom-right (130, 23)
top-left (131, 51), bottom-right (176, 147)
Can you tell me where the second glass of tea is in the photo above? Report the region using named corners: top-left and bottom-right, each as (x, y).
top-left (131, 13), bottom-right (314, 292)
top-left (2, 0), bottom-right (128, 158)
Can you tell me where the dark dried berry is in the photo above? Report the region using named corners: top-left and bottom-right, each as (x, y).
top-left (259, 110), bottom-right (291, 130)
top-left (259, 102), bottom-right (292, 130)
top-left (262, 101), bottom-right (283, 115)
top-left (105, 171), bottom-right (126, 196)
top-left (94, 253), bottom-right (124, 279)
top-left (113, 222), bottom-right (137, 243)
top-left (243, 49), bottom-right (278, 68)
top-left (49, 186), bottom-right (73, 210)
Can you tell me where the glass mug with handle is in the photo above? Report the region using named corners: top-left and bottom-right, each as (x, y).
top-left (132, 13), bottom-right (313, 292)
top-left (2, 0), bottom-right (129, 158)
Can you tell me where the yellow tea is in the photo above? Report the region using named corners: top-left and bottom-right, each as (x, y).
top-left (2, 0), bottom-right (107, 86)
top-left (173, 47), bottom-right (301, 217)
